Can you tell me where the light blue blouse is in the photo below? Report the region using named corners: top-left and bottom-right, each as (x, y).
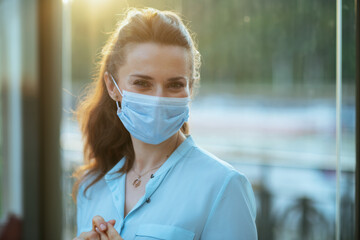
top-left (77, 135), bottom-right (258, 239)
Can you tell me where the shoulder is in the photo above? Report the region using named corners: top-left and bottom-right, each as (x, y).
top-left (180, 143), bottom-right (256, 218)
top-left (181, 143), bottom-right (253, 198)
top-left (189, 146), bottom-right (257, 219)
top-left (196, 149), bottom-right (258, 239)
top-left (185, 144), bottom-right (248, 181)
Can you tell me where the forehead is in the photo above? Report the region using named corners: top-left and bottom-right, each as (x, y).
top-left (120, 42), bottom-right (191, 77)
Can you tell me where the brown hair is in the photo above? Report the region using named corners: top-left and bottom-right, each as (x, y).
top-left (72, 8), bottom-right (201, 201)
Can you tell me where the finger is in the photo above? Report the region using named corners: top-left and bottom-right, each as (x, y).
top-left (95, 227), bottom-right (109, 240)
top-left (106, 223), bottom-right (123, 240)
top-left (107, 219), bottom-right (116, 226)
top-left (92, 215), bottom-right (107, 232)
top-left (78, 230), bottom-right (100, 240)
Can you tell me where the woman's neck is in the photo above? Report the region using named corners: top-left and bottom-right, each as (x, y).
top-left (130, 131), bottom-right (186, 174)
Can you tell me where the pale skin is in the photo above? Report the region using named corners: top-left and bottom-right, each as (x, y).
top-left (74, 42), bottom-right (193, 240)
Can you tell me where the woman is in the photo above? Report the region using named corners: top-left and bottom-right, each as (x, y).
top-left (73, 8), bottom-right (257, 240)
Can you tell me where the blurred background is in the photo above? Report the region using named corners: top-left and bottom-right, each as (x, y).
top-left (0, 0), bottom-right (357, 239)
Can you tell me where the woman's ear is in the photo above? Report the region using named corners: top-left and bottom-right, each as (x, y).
top-left (104, 71), bottom-right (121, 102)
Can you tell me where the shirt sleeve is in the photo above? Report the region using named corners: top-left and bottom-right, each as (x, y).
top-left (200, 170), bottom-right (258, 240)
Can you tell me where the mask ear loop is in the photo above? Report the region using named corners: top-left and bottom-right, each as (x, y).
top-left (110, 73), bottom-right (124, 114)
top-left (115, 101), bottom-right (121, 114)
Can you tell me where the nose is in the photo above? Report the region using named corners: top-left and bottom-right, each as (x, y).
top-left (154, 86), bottom-right (166, 97)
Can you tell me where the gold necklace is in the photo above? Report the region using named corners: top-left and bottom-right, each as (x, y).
top-left (132, 133), bottom-right (179, 188)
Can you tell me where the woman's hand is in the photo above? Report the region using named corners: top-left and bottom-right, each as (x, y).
top-left (92, 215), bottom-right (116, 233)
top-left (92, 215), bottom-right (123, 239)
top-left (95, 222), bottom-right (124, 240)
top-left (74, 215), bottom-right (123, 240)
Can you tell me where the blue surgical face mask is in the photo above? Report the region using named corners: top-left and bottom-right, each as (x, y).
top-left (110, 74), bottom-right (191, 145)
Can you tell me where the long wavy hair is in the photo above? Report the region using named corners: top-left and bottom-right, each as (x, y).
top-left (72, 8), bottom-right (201, 201)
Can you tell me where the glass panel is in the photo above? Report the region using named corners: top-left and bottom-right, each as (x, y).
top-left (61, 0), bottom-right (356, 239)
top-left (186, 1), bottom-right (338, 239)
top-left (340, 0), bottom-right (356, 239)
top-left (0, 0), bottom-right (24, 220)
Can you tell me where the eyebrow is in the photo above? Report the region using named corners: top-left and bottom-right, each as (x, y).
top-left (129, 74), bottom-right (187, 81)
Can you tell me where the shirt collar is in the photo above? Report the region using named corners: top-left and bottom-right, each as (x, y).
top-left (104, 134), bottom-right (195, 181)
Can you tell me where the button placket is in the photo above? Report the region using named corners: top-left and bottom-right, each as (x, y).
top-left (124, 169), bottom-right (169, 222)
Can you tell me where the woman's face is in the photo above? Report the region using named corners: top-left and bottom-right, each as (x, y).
top-left (107, 42), bottom-right (192, 101)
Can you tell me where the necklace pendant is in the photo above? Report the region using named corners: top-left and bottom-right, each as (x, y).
top-left (133, 178), bottom-right (141, 188)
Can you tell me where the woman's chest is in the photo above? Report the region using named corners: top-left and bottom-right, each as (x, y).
top-left (85, 172), bottom-right (216, 240)
top-left (124, 174), bottom-right (148, 217)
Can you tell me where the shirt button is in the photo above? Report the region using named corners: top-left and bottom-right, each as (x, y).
top-left (146, 198), bottom-right (151, 203)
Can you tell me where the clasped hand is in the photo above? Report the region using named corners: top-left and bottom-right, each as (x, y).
top-left (73, 215), bottom-right (123, 240)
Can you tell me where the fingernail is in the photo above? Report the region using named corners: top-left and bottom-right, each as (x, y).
top-left (95, 227), bottom-right (100, 232)
top-left (100, 223), bottom-right (106, 231)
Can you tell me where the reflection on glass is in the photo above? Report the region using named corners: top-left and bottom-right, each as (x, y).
top-left (61, 0), bottom-right (356, 239)
top-left (340, 0), bottom-right (356, 239)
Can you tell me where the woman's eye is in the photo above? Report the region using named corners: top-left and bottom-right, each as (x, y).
top-left (133, 80), bottom-right (150, 87)
top-left (169, 82), bottom-right (185, 89)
